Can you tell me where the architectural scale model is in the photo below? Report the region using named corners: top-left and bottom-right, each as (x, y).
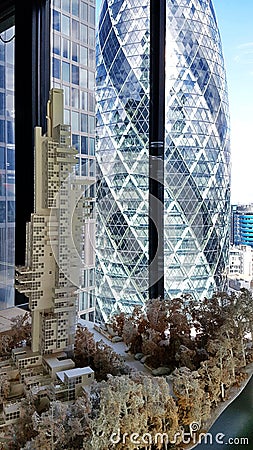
top-left (0, 89), bottom-right (94, 428)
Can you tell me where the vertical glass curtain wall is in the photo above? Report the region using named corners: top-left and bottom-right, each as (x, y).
top-left (0, 26), bottom-right (15, 308)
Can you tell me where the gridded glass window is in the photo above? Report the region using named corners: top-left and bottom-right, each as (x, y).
top-left (89, 268), bottom-right (95, 286)
top-left (80, 68), bottom-right (88, 88)
top-left (72, 43), bottom-right (78, 62)
top-left (88, 28), bottom-right (95, 47)
top-left (88, 71), bottom-right (95, 90)
top-left (0, 43), bottom-right (5, 62)
top-left (61, 15), bottom-right (70, 36)
top-left (89, 93), bottom-right (95, 112)
top-left (6, 43), bottom-right (14, 65)
top-left (72, 0), bottom-right (79, 17)
top-left (7, 122), bottom-right (14, 144)
top-left (81, 136), bottom-right (88, 154)
top-left (53, 57), bottom-right (60, 79)
top-left (89, 159), bottom-right (95, 177)
top-left (80, 91), bottom-right (88, 110)
top-left (89, 6), bottom-right (95, 25)
top-left (80, 2), bottom-right (88, 21)
top-left (89, 138), bottom-right (95, 155)
top-left (75, 161), bottom-right (80, 176)
top-left (63, 85), bottom-right (70, 106)
top-left (71, 88), bottom-right (79, 108)
top-left (80, 24), bottom-right (88, 44)
top-left (6, 67), bottom-right (14, 91)
top-left (53, 0), bottom-right (61, 8)
top-left (71, 111), bottom-right (79, 132)
top-left (72, 19), bottom-right (79, 40)
top-left (0, 65), bottom-right (5, 88)
top-left (72, 134), bottom-right (80, 151)
top-left (89, 49), bottom-right (95, 68)
top-left (81, 114), bottom-right (88, 132)
top-left (72, 65), bottom-right (79, 85)
top-left (8, 201), bottom-right (14, 222)
top-left (90, 184), bottom-right (95, 198)
top-left (0, 147), bottom-right (5, 169)
top-left (62, 0), bottom-right (70, 13)
top-left (89, 116), bottom-right (95, 134)
top-left (0, 92), bottom-right (4, 115)
top-left (81, 158), bottom-right (88, 176)
top-left (64, 109), bottom-right (70, 124)
top-left (80, 46), bottom-right (88, 66)
top-left (62, 38), bottom-right (70, 59)
top-left (7, 148), bottom-right (14, 170)
top-left (53, 34), bottom-right (60, 55)
top-left (0, 119), bottom-right (5, 142)
top-left (0, 201), bottom-right (6, 222)
top-left (53, 10), bottom-right (61, 32)
top-left (62, 61), bottom-right (70, 82)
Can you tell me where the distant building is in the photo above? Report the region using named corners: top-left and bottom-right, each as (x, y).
top-left (229, 245), bottom-right (252, 278)
top-left (231, 204), bottom-right (253, 248)
top-left (228, 244), bottom-right (253, 293)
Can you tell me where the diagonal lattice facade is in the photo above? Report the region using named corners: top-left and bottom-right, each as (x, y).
top-left (96, 0), bottom-right (230, 322)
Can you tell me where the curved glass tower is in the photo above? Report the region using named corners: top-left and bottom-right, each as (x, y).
top-left (96, 0), bottom-right (230, 321)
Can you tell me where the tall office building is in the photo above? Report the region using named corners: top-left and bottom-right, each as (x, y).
top-left (96, 0), bottom-right (231, 321)
top-left (0, 27), bottom-right (15, 308)
top-left (231, 204), bottom-right (253, 248)
top-left (0, 1), bottom-right (96, 316)
top-left (51, 0), bottom-right (96, 319)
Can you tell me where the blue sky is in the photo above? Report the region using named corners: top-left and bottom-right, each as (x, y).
top-left (213, 0), bottom-right (253, 203)
top-left (96, 0), bottom-right (253, 203)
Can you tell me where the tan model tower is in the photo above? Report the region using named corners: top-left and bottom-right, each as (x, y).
top-left (16, 89), bottom-right (93, 355)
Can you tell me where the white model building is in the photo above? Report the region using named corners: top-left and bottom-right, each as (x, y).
top-left (0, 89), bottom-right (94, 428)
top-left (15, 88), bottom-right (95, 355)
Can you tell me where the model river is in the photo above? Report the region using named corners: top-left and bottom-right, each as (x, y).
top-left (196, 376), bottom-right (253, 449)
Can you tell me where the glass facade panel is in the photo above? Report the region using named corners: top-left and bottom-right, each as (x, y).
top-left (61, 15), bottom-right (70, 36)
top-left (80, 46), bottom-right (88, 66)
top-left (96, 0), bottom-right (230, 321)
top-left (0, 27), bottom-right (15, 308)
top-left (62, 38), bottom-right (70, 59)
top-left (80, 2), bottom-right (88, 22)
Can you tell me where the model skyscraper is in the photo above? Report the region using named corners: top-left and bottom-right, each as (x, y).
top-left (16, 88), bottom-right (92, 355)
top-left (0, 89), bottom-right (94, 427)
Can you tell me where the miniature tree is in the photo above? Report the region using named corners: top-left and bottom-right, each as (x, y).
top-left (74, 326), bottom-right (96, 367)
top-left (93, 340), bottom-right (130, 381)
top-left (172, 367), bottom-right (210, 428)
top-left (12, 390), bottom-right (38, 449)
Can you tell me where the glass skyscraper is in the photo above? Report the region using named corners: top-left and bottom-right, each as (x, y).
top-left (231, 204), bottom-right (253, 249)
top-left (51, 0), bottom-right (96, 320)
top-left (96, 0), bottom-right (231, 321)
top-left (0, 27), bottom-right (15, 308)
top-left (0, 1), bottom-right (96, 317)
